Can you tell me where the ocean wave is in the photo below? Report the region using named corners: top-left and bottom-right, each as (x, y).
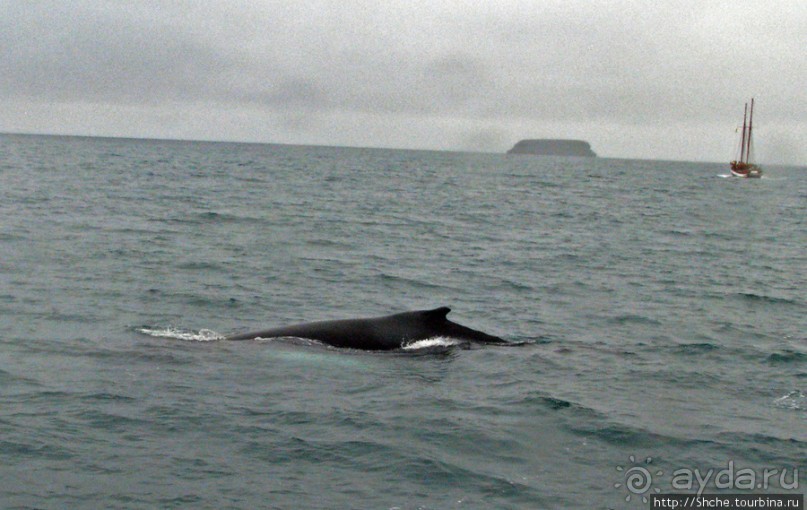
top-left (566, 417), bottom-right (718, 451)
top-left (766, 350), bottom-right (807, 364)
top-left (0, 438), bottom-right (75, 461)
top-left (137, 291), bottom-right (241, 309)
top-left (671, 342), bottom-right (720, 355)
top-left (174, 261), bottom-right (224, 271)
top-left (0, 232), bottom-right (27, 241)
top-left (513, 394), bottom-right (575, 411)
top-left (715, 431), bottom-right (805, 451)
top-left (608, 314), bottom-right (662, 326)
top-left (77, 409), bottom-right (150, 433)
top-left (0, 368), bottom-right (13, 384)
top-left (568, 421), bottom-right (660, 447)
top-left (79, 392), bottom-right (137, 402)
top-left (376, 272), bottom-right (449, 291)
top-left (734, 292), bottom-right (799, 306)
top-left (151, 210), bottom-right (264, 226)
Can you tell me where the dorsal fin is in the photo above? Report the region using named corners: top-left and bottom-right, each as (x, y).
top-left (422, 306), bottom-right (451, 320)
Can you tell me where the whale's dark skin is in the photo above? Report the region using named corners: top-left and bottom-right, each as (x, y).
top-left (226, 307), bottom-right (506, 350)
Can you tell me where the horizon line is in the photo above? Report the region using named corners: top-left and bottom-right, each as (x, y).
top-left (2, 130), bottom-right (798, 168)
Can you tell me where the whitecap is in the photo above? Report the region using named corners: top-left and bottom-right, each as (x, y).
top-left (773, 390), bottom-right (805, 411)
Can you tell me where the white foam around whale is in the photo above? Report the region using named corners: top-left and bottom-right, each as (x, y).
top-left (401, 336), bottom-right (464, 350)
top-left (137, 326), bottom-right (225, 342)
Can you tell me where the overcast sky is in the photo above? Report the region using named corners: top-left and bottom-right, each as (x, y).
top-left (1, 1), bottom-right (805, 163)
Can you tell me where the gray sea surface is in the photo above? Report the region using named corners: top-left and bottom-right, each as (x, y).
top-left (1, 134), bottom-right (804, 509)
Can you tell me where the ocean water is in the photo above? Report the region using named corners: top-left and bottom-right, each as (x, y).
top-left (1, 133), bottom-right (804, 509)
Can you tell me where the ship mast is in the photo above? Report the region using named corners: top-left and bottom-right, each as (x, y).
top-left (740, 102), bottom-right (748, 164)
top-left (745, 98), bottom-right (755, 164)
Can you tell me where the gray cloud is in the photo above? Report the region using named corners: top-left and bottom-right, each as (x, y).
top-left (0, 3), bottom-right (230, 104)
top-left (1, 1), bottom-right (805, 163)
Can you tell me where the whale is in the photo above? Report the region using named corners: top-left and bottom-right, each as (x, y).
top-left (226, 307), bottom-right (507, 350)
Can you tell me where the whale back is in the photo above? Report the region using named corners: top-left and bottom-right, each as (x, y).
top-left (226, 306), bottom-right (505, 349)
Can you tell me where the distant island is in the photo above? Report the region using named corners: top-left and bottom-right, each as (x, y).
top-left (507, 139), bottom-right (597, 157)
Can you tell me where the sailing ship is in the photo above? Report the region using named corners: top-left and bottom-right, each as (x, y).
top-left (730, 98), bottom-right (762, 178)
